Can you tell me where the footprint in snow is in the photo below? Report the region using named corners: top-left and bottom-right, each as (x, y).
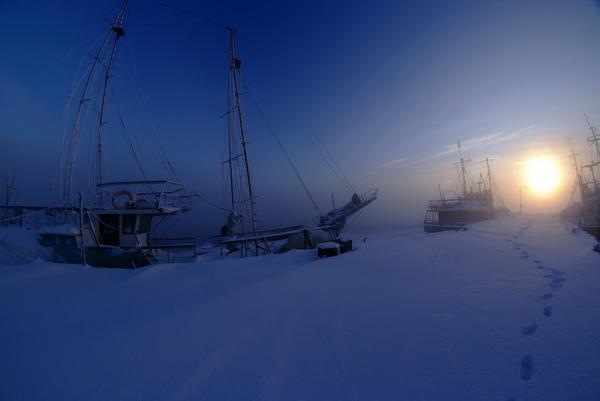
top-left (520, 354), bottom-right (535, 381)
top-left (544, 270), bottom-right (566, 290)
top-left (543, 306), bottom-right (554, 317)
top-left (520, 251), bottom-right (529, 259)
top-left (541, 293), bottom-right (553, 300)
top-left (520, 323), bottom-right (538, 336)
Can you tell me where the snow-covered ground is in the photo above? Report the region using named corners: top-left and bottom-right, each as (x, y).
top-left (1, 215), bottom-right (599, 401)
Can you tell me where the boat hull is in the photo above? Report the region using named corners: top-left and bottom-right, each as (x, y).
top-left (84, 247), bottom-right (153, 268)
top-left (581, 225), bottom-right (600, 241)
top-left (423, 223), bottom-right (466, 233)
top-left (423, 202), bottom-right (494, 234)
top-left (39, 233), bottom-right (153, 268)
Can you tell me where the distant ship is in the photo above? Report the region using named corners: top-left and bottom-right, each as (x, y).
top-left (423, 143), bottom-right (505, 233)
top-left (565, 116), bottom-right (600, 240)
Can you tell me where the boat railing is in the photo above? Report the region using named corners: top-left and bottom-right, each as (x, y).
top-left (360, 188), bottom-right (378, 203)
top-left (148, 237), bottom-right (197, 247)
top-left (96, 180), bottom-right (197, 213)
top-left (427, 198), bottom-right (464, 210)
top-left (145, 237), bottom-right (198, 263)
top-left (0, 205), bottom-right (78, 228)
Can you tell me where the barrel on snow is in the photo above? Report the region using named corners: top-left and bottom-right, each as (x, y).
top-left (317, 242), bottom-right (340, 257)
top-left (317, 239), bottom-right (352, 258)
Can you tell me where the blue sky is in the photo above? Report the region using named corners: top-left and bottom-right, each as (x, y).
top-left (1, 0), bottom-right (600, 238)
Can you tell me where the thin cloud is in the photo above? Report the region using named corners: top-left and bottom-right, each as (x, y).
top-left (376, 157), bottom-right (405, 168)
top-left (374, 125), bottom-right (532, 171)
top-left (408, 126), bottom-right (532, 166)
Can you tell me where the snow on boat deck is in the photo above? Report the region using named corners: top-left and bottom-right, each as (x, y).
top-left (1, 215), bottom-right (599, 401)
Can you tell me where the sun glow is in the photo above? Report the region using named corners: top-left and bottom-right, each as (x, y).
top-left (526, 158), bottom-right (560, 193)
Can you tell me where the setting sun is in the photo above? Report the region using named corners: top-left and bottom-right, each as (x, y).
top-left (526, 158), bottom-right (560, 193)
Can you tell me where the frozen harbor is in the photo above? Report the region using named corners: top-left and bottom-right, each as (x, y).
top-left (1, 215), bottom-right (599, 401)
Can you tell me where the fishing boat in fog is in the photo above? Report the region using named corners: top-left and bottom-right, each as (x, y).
top-left (423, 143), bottom-right (506, 233)
top-left (564, 116), bottom-right (600, 241)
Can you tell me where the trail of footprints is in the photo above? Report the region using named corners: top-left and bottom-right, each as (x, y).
top-left (504, 222), bottom-right (567, 399)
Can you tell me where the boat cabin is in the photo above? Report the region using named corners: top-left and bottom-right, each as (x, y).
top-left (96, 211), bottom-right (152, 248)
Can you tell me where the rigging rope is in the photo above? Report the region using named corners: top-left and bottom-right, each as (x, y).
top-left (148, 0), bottom-right (229, 30)
top-left (242, 77), bottom-right (321, 214)
top-left (304, 133), bottom-right (354, 194)
top-left (315, 136), bottom-right (356, 194)
top-left (197, 193), bottom-right (233, 212)
top-left (127, 39), bottom-right (180, 181)
top-left (54, 35), bottom-right (104, 199)
top-left (109, 87), bottom-right (149, 179)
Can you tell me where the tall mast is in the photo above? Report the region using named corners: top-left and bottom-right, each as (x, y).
top-left (585, 114), bottom-right (600, 164)
top-left (485, 158), bottom-right (492, 191)
top-left (584, 114), bottom-right (600, 191)
top-left (62, 0), bottom-right (128, 206)
top-left (458, 141), bottom-right (467, 198)
top-left (96, 0), bottom-right (128, 202)
top-left (226, 46), bottom-right (236, 212)
top-left (485, 157), bottom-right (494, 207)
top-left (228, 28), bottom-right (258, 237)
top-left (569, 140), bottom-right (585, 200)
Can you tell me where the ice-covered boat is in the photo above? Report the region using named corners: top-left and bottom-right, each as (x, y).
top-left (565, 116), bottom-right (600, 240)
top-left (211, 29), bottom-right (377, 256)
top-left (423, 144), bottom-right (503, 233)
top-left (1, 1), bottom-right (197, 267)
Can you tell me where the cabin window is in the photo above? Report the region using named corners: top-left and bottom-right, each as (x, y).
top-left (98, 214), bottom-right (119, 246)
top-left (122, 215), bottom-right (137, 235)
top-left (138, 215), bottom-right (151, 234)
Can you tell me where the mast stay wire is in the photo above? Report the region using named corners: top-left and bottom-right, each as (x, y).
top-left (127, 39), bottom-right (180, 182)
top-left (137, 3), bottom-right (320, 217)
top-left (109, 86), bottom-right (150, 179)
top-left (304, 131), bottom-right (354, 194)
top-left (242, 77), bottom-right (321, 215)
top-left (315, 133), bottom-right (356, 194)
top-left (54, 32), bottom-right (108, 199)
top-left (148, 0), bottom-right (229, 31)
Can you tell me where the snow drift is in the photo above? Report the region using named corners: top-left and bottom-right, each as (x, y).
top-left (1, 215), bottom-right (599, 401)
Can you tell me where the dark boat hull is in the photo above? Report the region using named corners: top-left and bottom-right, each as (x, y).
top-left (39, 233), bottom-right (153, 268)
top-left (582, 225), bottom-right (600, 241)
top-left (85, 247), bottom-right (153, 268)
top-left (423, 206), bottom-right (493, 234)
top-left (423, 223), bottom-right (467, 233)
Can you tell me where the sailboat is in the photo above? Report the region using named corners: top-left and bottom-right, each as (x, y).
top-left (213, 29), bottom-right (377, 256)
top-left (423, 143), bottom-right (500, 233)
top-left (5, 1), bottom-right (197, 267)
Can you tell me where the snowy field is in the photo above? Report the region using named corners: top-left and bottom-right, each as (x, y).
top-left (1, 215), bottom-right (599, 401)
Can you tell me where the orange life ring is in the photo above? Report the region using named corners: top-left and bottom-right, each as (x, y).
top-left (112, 189), bottom-right (133, 209)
